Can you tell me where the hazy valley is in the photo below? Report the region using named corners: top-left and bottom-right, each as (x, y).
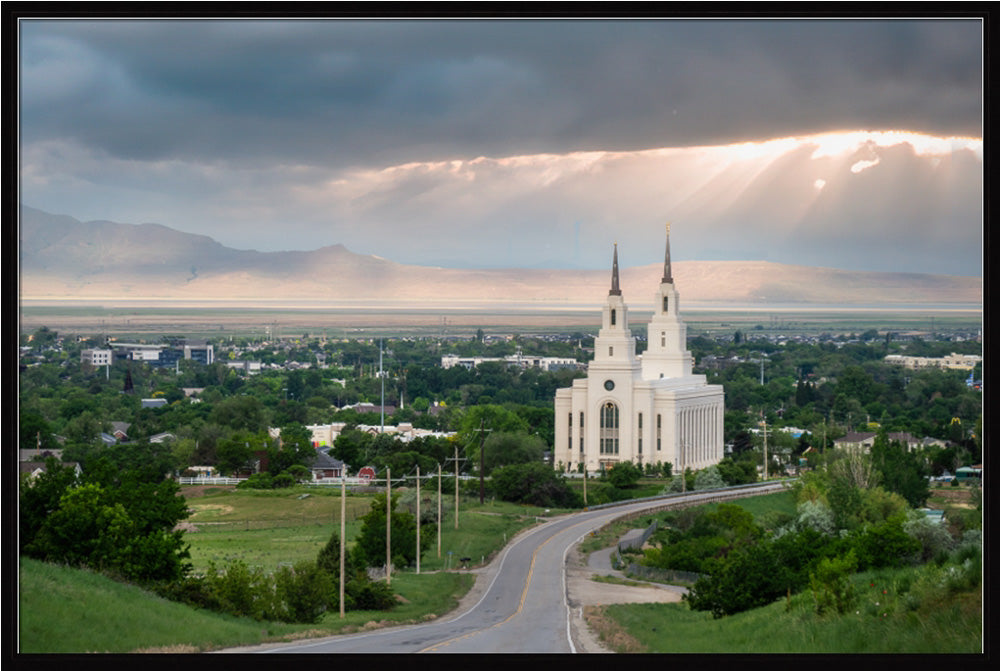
top-left (19, 206), bottom-right (981, 310)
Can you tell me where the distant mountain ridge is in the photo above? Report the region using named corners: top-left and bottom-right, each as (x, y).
top-left (18, 206), bottom-right (982, 305)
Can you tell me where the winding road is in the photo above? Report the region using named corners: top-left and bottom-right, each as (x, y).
top-left (227, 482), bottom-right (787, 654)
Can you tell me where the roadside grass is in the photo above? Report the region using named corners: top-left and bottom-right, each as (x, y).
top-left (19, 556), bottom-right (475, 653)
top-left (18, 557), bottom-right (299, 653)
top-left (594, 566), bottom-right (982, 654)
top-left (417, 505), bottom-right (545, 571)
top-left (315, 571), bottom-right (476, 634)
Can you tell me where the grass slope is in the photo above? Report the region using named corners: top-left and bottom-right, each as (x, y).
top-left (18, 557), bottom-right (475, 653)
top-left (595, 568), bottom-right (982, 654)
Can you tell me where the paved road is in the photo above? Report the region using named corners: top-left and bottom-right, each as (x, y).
top-left (234, 483), bottom-right (785, 654)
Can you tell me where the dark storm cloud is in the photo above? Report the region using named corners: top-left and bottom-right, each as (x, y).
top-left (20, 18), bottom-right (981, 168)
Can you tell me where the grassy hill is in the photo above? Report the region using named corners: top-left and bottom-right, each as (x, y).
top-left (591, 567), bottom-right (982, 654)
top-left (18, 556), bottom-right (475, 653)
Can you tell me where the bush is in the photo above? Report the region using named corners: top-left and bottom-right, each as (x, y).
top-left (795, 500), bottom-right (836, 535)
top-left (353, 493), bottom-right (430, 569)
top-left (274, 561), bottom-right (334, 623)
top-left (809, 551), bottom-right (858, 615)
top-left (489, 462), bottom-right (581, 508)
top-left (684, 540), bottom-right (789, 618)
top-left (694, 466), bottom-right (725, 491)
top-left (850, 514), bottom-right (921, 569)
top-left (903, 510), bottom-right (955, 562)
top-left (237, 473), bottom-right (275, 490)
top-left (604, 461), bottom-right (642, 489)
top-left (346, 576), bottom-right (397, 611)
top-left (201, 559), bottom-right (275, 621)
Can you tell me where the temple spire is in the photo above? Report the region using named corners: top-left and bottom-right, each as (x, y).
top-left (661, 222), bottom-right (674, 284)
top-left (609, 243), bottom-right (622, 296)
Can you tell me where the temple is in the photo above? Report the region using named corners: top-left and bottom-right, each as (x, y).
top-left (553, 225), bottom-right (725, 474)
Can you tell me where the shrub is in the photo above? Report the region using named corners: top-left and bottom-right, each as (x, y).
top-left (604, 461), bottom-right (642, 489)
top-left (237, 473), bottom-right (275, 489)
top-left (903, 510), bottom-right (955, 562)
top-left (809, 551), bottom-right (858, 615)
top-left (693, 465), bottom-right (726, 491)
top-left (850, 514), bottom-right (922, 569)
top-left (274, 561), bottom-right (334, 623)
top-left (346, 576), bottom-right (396, 611)
top-left (684, 540), bottom-right (789, 618)
top-left (489, 462), bottom-right (581, 508)
top-left (353, 493), bottom-right (430, 569)
top-left (796, 500), bottom-right (836, 535)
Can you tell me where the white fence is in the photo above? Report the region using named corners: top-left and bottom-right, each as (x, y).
top-left (177, 476), bottom-right (373, 486)
top-left (178, 477), bottom-right (243, 485)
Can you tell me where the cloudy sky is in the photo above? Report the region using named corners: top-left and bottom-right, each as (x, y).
top-left (18, 15), bottom-right (984, 275)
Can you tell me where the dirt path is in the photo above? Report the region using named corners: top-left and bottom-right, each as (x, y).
top-left (564, 542), bottom-right (685, 653)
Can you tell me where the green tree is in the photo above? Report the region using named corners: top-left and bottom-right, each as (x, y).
top-left (274, 561), bottom-right (334, 623)
top-left (809, 551), bottom-right (858, 615)
top-left (870, 431), bottom-right (930, 507)
top-left (456, 404), bottom-right (530, 457)
top-left (489, 462), bottom-right (580, 508)
top-left (604, 460), bottom-right (643, 489)
top-left (216, 431), bottom-right (264, 476)
top-left (354, 492), bottom-right (430, 569)
top-left (268, 423), bottom-right (316, 474)
top-left (480, 431), bottom-right (546, 475)
top-left (684, 540), bottom-right (789, 618)
top-left (19, 410), bottom-right (60, 452)
top-left (331, 428), bottom-right (373, 470)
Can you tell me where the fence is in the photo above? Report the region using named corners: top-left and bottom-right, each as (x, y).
top-left (623, 563), bottom-right (702, 585)
top-left (178, 477), bottom-right (243, 485)
top-left (599, 481), bottom-right (790, 585)
top-left (177, 476), bottom-right (374, 487)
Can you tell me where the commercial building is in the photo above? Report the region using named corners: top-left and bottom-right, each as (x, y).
top-left (80, 348), bottom-right (112, 366)
top-left (884, 353), bottom-right (981, 371)
top-left (441, 353), bottom-right (580, 371)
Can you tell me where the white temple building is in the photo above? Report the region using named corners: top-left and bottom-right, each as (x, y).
top-left (554, 226), bottom-right (725, 475)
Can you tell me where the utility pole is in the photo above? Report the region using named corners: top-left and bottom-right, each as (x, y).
top-left (339, 474), bottom-right (346, 619)
top-left (415, 465), bottom-right (421, 575)
top-left (680, 440), bottom-right (686, 493)
top-left (379, 338), bottom-right (385, 432)
top-left (760, 413), bottom-right (769, 481)
top-left (476, 419), bottom-right (492, 504)
top-left (447, 446), bottom-right (467, 529)
top-left (437, 463), bottom-right (442, 558)
top-left (385, 467), bottom-right (391, 585)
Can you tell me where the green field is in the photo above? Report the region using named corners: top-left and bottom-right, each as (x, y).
top-left (181, 485), bottom-right (551, 574)
top-left (18, 303), bottom-right (982, 340)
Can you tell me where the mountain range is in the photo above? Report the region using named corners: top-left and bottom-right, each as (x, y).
top-left (18, 206), bottom-right (981, 306)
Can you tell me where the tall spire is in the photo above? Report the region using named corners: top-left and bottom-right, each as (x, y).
top-left (609, 243), bottom-right (622, 296)
top-left (661, 222), bottom-right (674, 284)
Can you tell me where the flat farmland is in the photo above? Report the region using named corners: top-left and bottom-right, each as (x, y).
top-left (18, 300), bottom-right (982, 339)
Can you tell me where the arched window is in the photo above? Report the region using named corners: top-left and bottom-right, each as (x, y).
top-left (600, 401), bottom-right (619, 455)
top-left (610, 308), bottom-right (616, 326)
